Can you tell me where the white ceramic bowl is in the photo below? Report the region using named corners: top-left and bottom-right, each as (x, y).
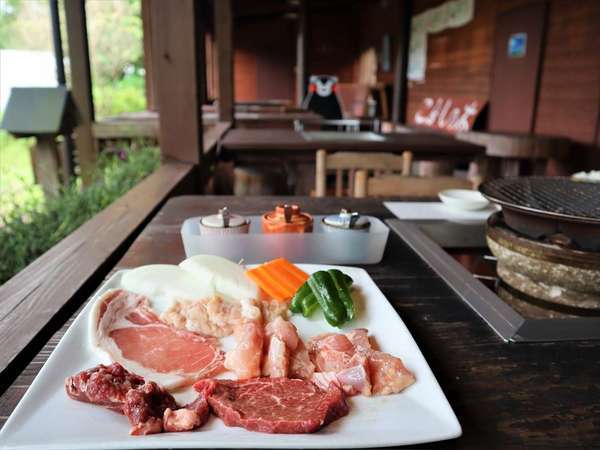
top-left (438, 189), bottom-right (490, 211)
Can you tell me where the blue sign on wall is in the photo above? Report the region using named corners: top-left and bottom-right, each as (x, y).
top-left (508, 32), bottom-right (527, 58)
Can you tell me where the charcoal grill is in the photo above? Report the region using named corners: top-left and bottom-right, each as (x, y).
top-left (480, 177), bottom-right (600, 251)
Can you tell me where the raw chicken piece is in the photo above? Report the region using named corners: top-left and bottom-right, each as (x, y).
top-left (308, 333), bottom-right (356, 373)
top-left (347, 329), bottom-right (415, 394)
top-left (346, 328), bottom-right (372, 353)
top-left (367, 351), bottom-right (415, 395)
top-left (289, 340), bottom-right (315, 379)
top-left (310, 372), bottom-right (341, 391)
top-left (262, 335), bottom-right (289, 378)
top-left (263, 317), bottom-right (313, 379)
top-left (310, 358), bottom-right (370, 396)
top-left (265, 317), bottom-right (299, 351)
top-left (308, 329), bottom-right (415, 396)
top-left (225, 321), bottom-right (264, 379)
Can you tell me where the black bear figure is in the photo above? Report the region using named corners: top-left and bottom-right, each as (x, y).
top-left (302, 75), bottom-right (343, 120)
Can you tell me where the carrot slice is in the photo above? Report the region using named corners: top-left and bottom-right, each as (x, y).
top-left (246, 258), bottom-right (309, 302)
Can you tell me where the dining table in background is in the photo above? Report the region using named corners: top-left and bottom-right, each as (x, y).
top-left (218, 129), bottom-right (486, 194)
top-left (1, 195), bottom-right (598, 450)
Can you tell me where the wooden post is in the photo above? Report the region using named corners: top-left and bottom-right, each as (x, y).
top-left (64, 0), bottom-right (96, 185)
top-left (402, 151), bottom-right (413, 176)
top-left (354, 170), bottom-right (367, 198)
top-left (31, 136), bottom-right (61, 197)
top-left (315, 149), bottom-right (326, 197)
top-left (296, 0), bottom-right (307, 107)
top-left (392, 0), bottom-right (412, 124)
top-left (215, 0), bottom-right (234, 123)
top-left (141, 0), bottom-right (156, 111)
top-left (148, 0), bottom-right (205, 163)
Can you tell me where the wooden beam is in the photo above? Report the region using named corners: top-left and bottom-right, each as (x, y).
top-left (0, 160), bottom-right (196, 386)
top-left (215, 0), bottom-right (234, 123)
top-left (296, 0), bottom-right (307, 106)
top-left (141, 0), bottom-right (156, 111)
top-left (64, 0), bottom-right (96, 184)
top-left (148, 0), bottom-right (205, 163)
top-left (392, 0), bottom-right (412, 124)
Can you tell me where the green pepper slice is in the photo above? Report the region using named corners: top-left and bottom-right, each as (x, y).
top-left (329, 269), bottom-right (355, 321)
top-left (308, 271), bottom-right (347, 327)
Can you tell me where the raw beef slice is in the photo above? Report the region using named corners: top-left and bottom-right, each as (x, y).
top-left (194, 377), bottom-right (349, 434)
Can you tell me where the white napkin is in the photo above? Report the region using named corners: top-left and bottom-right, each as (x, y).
top-left (384, 202), bottom-right (499, 222)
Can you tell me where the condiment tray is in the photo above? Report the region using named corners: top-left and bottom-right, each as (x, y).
top-left (181, 215), bottom-right (389, 264)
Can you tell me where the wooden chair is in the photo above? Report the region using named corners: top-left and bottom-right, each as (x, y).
top-left (315, 150), bottom-right (412, 197)
top-left (354, 171), bottom-right (474, 198)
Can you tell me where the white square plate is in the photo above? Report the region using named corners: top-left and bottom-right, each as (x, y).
top-left (0, 265), bottom-right (461, 449)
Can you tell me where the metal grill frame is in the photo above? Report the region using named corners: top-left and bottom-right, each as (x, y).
top-left (480, 177), bottom-right (600, 224)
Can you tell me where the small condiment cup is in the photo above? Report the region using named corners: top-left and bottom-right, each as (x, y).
top-left (262, 204), bottom-right (313, 233)
top-left (322, 209), bottom-right (371, 233)
top-left (199, 206), bottom-right (250, 235)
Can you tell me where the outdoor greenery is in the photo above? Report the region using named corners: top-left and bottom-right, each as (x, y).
top-left (0, 146), bottom-right (160, 284)
top-left (0, 0), bottom-right (149, 283)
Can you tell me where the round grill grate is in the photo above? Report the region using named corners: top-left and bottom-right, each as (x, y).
top-left (480, 177), bottom-right (600, 223)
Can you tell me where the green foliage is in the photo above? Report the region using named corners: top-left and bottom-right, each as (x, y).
top-left (0, 0), bottom-right (51, 50)
top-left (0, 146), bottom-right (160, 285)
top-left (93, 73), bottom-right (146, 118)
top-left (0, 129), bottom-right (41, 218)
top-left (87, 0), bottom-right (143, 85)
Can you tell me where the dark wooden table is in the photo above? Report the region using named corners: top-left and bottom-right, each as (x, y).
top-left (219, 130), bottom-right (485, 195)
top-left (220, 129), bottom-right (485, 160)
top-left (1, 196), bottom-right (598, 450)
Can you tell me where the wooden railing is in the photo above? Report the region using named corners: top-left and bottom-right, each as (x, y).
top-left (0, 159), bottom-right (196, 387)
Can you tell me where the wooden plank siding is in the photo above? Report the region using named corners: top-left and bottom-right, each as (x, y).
top-left (0, 161), bottom-right (196, 388)
top-left (407, 0), bottom-right (600, 150)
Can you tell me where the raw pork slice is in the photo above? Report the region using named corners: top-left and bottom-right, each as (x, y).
top-left (194, 377), bottom-right (348, 434)
top-left (90, 289), bottom-right (225, 389)
top-left (65, 363), bottom-right (209, 435)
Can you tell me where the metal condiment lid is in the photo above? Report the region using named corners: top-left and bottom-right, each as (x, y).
top-left (323, 209), bottom-right (370, 229)
top-left (201, 206), bottom-right (247, 228)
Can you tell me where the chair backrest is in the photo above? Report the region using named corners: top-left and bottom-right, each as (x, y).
top-left (315, 150), bottom-right (412, 197)
top-left (355, 173), bottom-right (474, 198)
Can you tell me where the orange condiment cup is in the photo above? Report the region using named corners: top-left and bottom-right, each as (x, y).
top-left (261, 204), bottom-right (313, 233)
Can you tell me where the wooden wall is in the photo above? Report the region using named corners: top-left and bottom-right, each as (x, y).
top-left (307, 5), bottom-right (359, 83)
top-left (357, 0), bottom-right (402, 86)
top-left (407, 0), bottom-right (600, 152)
top-left (234, 17), bottom-right (296, 101)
